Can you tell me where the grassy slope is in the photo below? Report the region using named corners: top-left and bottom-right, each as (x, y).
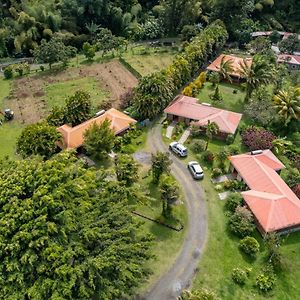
top-left (122, 49), bottom-right (176, 76)
top-left (45, 77), bottom-right (110, 109)
top-left (0, 78), bottom-right (23, 159)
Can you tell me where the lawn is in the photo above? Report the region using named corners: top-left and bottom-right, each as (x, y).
top-left (121, 48), bottom-right (176, 76)
top-left (135, 172), bottom-right (187, 294)
top-left (197, 82), bottom-right (246, 113)
top-left (45, 77), bottom-right (110, 110)
top-left (0, 77), bottom-right (24, 159)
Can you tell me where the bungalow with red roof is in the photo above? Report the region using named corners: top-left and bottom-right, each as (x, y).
top-left (164, 95), bottom-right (242, 139)
top-left (57, 108), bottom-right (137, 150)
top-left (229, 150), bottom-right (300, 235)
top-left (206, 54), bottom-right (252, 81)
top-left (277, 54), bottom-right (300, 71)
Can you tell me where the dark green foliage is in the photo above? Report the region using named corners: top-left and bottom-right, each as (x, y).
top-left (159, 174), bottom-right (180, 218)
top-left (279, 167), bottom-right (300, 189)
top-left (225, 193), bottom-right (244, 212)
top-left (226, 134), bottom-right (234, 145)
top-left (114, 154), bottom-right (139, 186)
top-left (47, 106), bottom-right (66, 126)
top-left (210, 85), bottom-right (223, 102)
top-left (211, 167), bottom-right (222, 178)
top-left (231, 268), bottom-right (248, 285)
top-left (202, 150), bottom-right (214, 164)
top-left (265, 233), bottom-right (285, 271)
top-left (34, 37), bottom-right (77, 68)
top-left (269, 31), bottom-right (281, 44)
top-left (209, 72), bottom-right (220, 86)
top-left (0, 153), bottom-right (152, 299)
top-left (83, 119), bottom-right (115, 160)
top-left (239, 236), bottom-right (260, 257)
top-left (228, 206), bottom-right (255, 237)
top-left (16, 122), bottom-right (61, 159)
top-left (181, 24), bottom-right (202, 41)
top-left (151, 151), bottom-right (172, 183)
top-left (279, 34), bottom-right (300, 54)
top-left (3, 66), bottom-right (13, 79)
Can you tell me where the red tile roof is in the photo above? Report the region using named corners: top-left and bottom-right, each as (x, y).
top-left (229, 150), bottom-right (300, 233)
top-left (57, 108), bottom-right (137, 149)
top-left (277, 54), bottom-right (300, 65)
top-left (207, 54), bottom-right (252, 78)
top-left (164, 95), bottom-right (242, 135)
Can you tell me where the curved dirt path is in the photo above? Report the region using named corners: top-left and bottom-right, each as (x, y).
top-left (143, 122), bottom-right (207, 300)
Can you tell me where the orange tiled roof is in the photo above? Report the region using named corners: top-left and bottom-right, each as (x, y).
top-left (229, 150), bottom-right (300, 233)
top-left (207, 54), bottom-right (252, 78)
top-left (164, 95), bottom-right (242, 135)
top-left (277, 54), bottom-right (300, 65)
top-left (57, 108), bottom-right (137, 149)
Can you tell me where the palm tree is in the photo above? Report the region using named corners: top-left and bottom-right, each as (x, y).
top-left (239, 56), bottom-right (274, 102)
top-left (272, 137), bottom-right (293, 155)
top-left (216, 147), bottom-right (230, 171)
top-left (205, 120), bottom-right (219, 150)
top-left (273, 87), bottom-right (300, 125)
top-left (218, 56), bottom-right (234, 82)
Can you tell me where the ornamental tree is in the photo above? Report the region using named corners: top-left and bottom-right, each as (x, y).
top-left (241, 126), bottom-right (277, 151)
top-left (114, 154), bottom-right (139, 186)
top-left (0, 153), bottom-right (152, 299)
top-left (151, 151), bottom-right (172, 183)
top-left (16, 122), bottom-right (61, 159)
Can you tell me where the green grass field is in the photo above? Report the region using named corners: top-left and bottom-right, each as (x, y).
top-left (0, 77), bottom-right (24, 159)
top-left (45, 77), bottom-right (110, 109)
top-left (197, 82), bottom-right (246, 113)
top-left (122, 50), bottom-right (176, 76)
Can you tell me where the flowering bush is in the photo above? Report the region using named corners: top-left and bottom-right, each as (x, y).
top-left (241, 126), bottom-right (276, 151)
top-left (293, 184), bottom-right (300, 198)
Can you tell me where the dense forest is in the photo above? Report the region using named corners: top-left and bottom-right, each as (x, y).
top-left (0, 0), bottom-right (299, 57)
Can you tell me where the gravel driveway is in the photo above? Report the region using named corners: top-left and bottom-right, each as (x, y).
top-left (143, 122), bottom-right (207, 300)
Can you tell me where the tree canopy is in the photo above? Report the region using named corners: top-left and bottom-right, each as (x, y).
top-left (0, 152), bottom-right (152, 299)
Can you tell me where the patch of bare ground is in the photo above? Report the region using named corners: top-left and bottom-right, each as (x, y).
top-left (10, 60), bottom-right (138, 124)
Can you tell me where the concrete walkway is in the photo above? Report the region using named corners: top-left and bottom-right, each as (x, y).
top-left (143, 122), bottom-right (207, 300)
top-left (178, 128), bottom-right (191, 144)
top-left (211, 173), bottom-right (235, 184)
top-left (218, 191), bottom-right (231, 201)
top-left (166, 122), bottom-right (176, 139)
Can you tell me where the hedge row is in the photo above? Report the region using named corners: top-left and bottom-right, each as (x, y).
top-left (133, 20), bottom-right (228, 119)
top-left (118, 57), bottom-right (142, 79)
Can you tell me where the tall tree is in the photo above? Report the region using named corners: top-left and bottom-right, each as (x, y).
top-left (205, 120), bottom-right (219, 150)
top-left (84, 119), bottom-right (115, 160)
top-left (0, 152), bottom-right (152, 299)
top-left (64, 90), bottom-right (92, 126)
top-left (159, 174), bottom-right (179, 218)
top-left (151, 151), bottom-right (172, 183)
top-left (114, 154), bottom-right (139, 186)
top-left (239, 55), bottom-right (275, 101)
top-left (33, 37), bottom-right (76, 68)
top-left (273, 87), bottom-right (300, 125)
top-left (16, 122), bottom-right (61, 159)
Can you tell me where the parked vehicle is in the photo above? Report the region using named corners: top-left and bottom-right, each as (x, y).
top-left (188, 161), bottom-right (204, 179)
top-left (169, 141), bottom-right (188, 157)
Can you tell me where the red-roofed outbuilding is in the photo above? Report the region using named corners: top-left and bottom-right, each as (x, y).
top-left (229, 150), bottom-right (300, 235)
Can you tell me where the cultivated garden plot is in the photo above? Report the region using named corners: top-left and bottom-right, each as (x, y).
top-left (6, 60), bottom-right (138, 124)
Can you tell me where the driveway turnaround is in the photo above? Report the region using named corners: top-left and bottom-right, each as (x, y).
top-left (143, 122), bottom-right (207, 300)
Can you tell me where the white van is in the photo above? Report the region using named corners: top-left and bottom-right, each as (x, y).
top-left (169, 142), bottom-right (188, 157)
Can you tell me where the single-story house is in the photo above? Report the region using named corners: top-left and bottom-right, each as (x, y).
top-left (277, 54), bottom-right (300, 71)
top-left (229, 150), bottom-right (300, 235)
top-left (57, 108), bottom-right (137, 150)
top-left (164, 95), bottom-right (242, 139)
top-left (206, 54), bottom-right (252, 81)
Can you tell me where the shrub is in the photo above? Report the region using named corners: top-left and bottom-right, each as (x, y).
top-left (225, 193), bottom-right (243, 212)
top-left (211, 167), bottom-right (222, 178)
top-left (239, 236), bottom-right (260, 257)
top-left (256, 266), bottom-right (276, 293)
top-left (40, 65), bottom-right (45, 72)
top-left (231, 268), bottom-right (248, 285)
top-left (191, 139), bottom-right (206, 153)
top-left (215, 184), bottom-right (223, 191)
top-left (210, 85), bottom-right (223, 102)
top-left (223, 180), bottom-right (233, 190)
top-left (226, 134), bottom-right (235, 144)
top-left (293, 184), bottom-right (300, 198)
top-left (241, 126), bottom-right (276, 151)
top-left (3, 66), bottom-right (13, 79)
top-left (233, 89), bottom-right (238, 94)
top-left (228, 145), bottom-right (239, 155)
top-left (202, 150), bottom-right (214, 164)
top-left (229, 206), bottom-right (255, 237)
